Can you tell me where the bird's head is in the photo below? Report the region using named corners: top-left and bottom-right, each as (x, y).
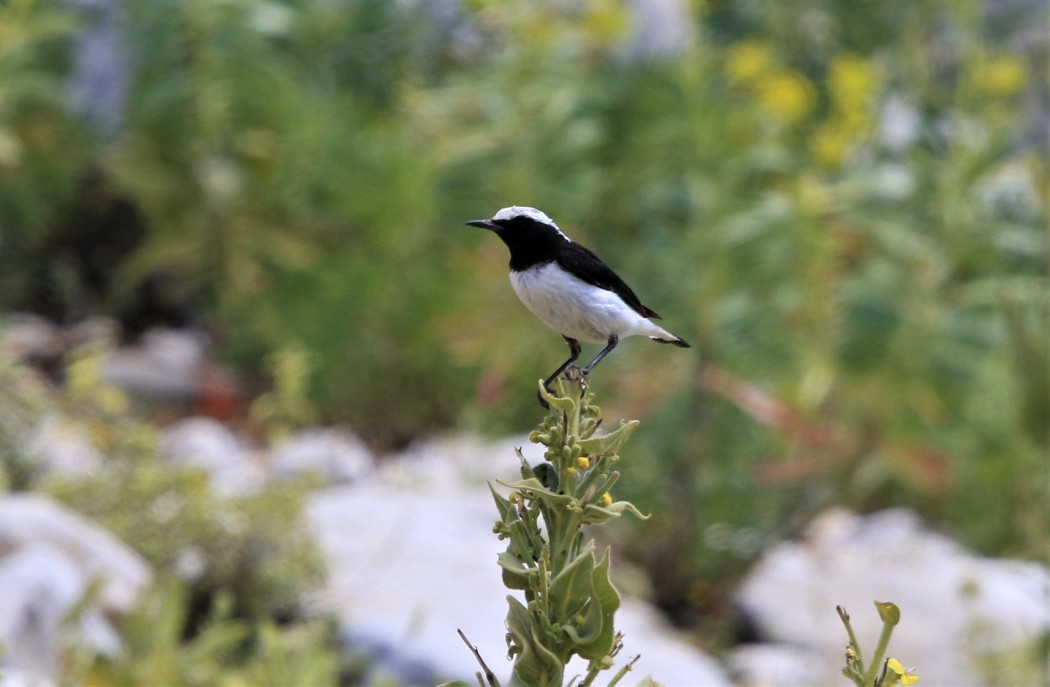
top-left (466, 206), bottom-right (569, 243)
top-left (466, 207), bottom-right (570, 269)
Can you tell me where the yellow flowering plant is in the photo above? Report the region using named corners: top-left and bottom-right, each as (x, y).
top-left (971, 54), bottom-right (1028, 97)
top-left (838, 602), bottom-right (919, 687)
top-left (726, 40), bottom-right (774, 85)
top-left (886, 658), bottom-right (920, 686)
top-left (448, 369), bottom-right (649, 687)
top-left (725, 40), bottom-right (816, 127)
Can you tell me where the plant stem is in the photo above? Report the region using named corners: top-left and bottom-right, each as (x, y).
top-left (864, 619), bottom-right (896, 687)
top-left (605, 655), bottom-right (640, 687)
top-left (458, 629), bottom-right (500, 687)
top-left (837, 605), bottom-right (865, 675)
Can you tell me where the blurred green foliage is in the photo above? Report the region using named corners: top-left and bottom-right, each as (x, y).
top-left (0, 351), bottom-right (51, 489)
top-left (65, 581), bottom-right (347, 686)
top-left (0, 0), bottom-right (1045, 642)
top-left (0, 351), bottom-right (324, 627)
top-left (0, 351), bottom-right (338, 681)
top-left (52, 476), bottom-right (323, 631)
top-left (46, 461), bottom-right (324, 622)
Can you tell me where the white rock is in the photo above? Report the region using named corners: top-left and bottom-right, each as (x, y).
top-left (736, 508), bottom-right (1050, 685)
top-left (307, 434), bottom-right (730, 686)
top-left (0, 667), bottom-right (57, 687)
top-left (270, 429), bottom-right (373, 485)
top-left (624, 0), bottom-right (695, 60)
top-left (0, 314), bottom-right (60, 360)
top-left (726, 643), bottom-right (820, 687)
top-left (0, 543), bottom-right (122, 680)
top-left (28, 414), bottom-right (104, 478)
top-left (162, 417), bottom-right (265, 495)
top-left (66, 317), bottom-right (119, 351)
top-left (101, 327), bottom-right (208, 402)
top-left (977, 159), bottom-right (1043, 217)
top-left (139, 328), bottom-right (206, 370)
top-left (381, 433), bottom-right (532, 491)
top-left (0, 494), bottom-right (151, 615)
top-left (878, 94), bottom-right (921, 152)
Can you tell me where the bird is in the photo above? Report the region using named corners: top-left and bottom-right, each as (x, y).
top-left (467, 206), bottom-right (690, 404)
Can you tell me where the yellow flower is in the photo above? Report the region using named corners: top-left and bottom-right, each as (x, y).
top-left (575, 456), bottom-right (590, 469)
top-left (583, 0), bottom-right (630, 43)
top-left (974, 55), bottom-right (1027, 97)
top-left (797, 174), bottom-right (832, 213)
top-left (726, 40), bottom-right (774, 85)
top-left (810, 122), bottom-right (852, 167)
top-left (598, 493), bottom-right (613, 507)
top-left (66, 354), bottom-right (103, 399)
top-left (886, 658), bottom-right (919, 685)
top-left (757, 70), bottom-right (816, 124)
top-left (829, 53), bottom-right (880, 108)
top-left (97, 386), bottom-right (129, 416)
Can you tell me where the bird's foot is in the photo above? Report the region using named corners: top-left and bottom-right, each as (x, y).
top-left (565, 365), bottom-right (589, 398)
top-left (538, 366), bottom-right (588, 409)
top-left (565, 364), bottom-right (588, 381)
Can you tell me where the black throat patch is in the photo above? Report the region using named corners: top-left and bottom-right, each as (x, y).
top-left (493, 216), bottom-right (568, 272)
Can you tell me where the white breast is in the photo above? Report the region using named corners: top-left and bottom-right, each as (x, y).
top-left (509, 263), bottom-right (668, 344)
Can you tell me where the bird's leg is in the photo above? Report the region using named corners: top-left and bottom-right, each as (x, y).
top-left (582, 334), bottom-right (619, 375)
top-left (538, 336), bottom-right (582, 408)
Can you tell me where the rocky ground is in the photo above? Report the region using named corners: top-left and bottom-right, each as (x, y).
top-left (1, 318), bottom-right (1047, 685)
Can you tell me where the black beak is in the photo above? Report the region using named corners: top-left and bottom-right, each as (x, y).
top-left (466, 219), bottom-right (498, 231)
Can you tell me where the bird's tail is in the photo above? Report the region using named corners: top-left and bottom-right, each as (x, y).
top-left (650, 334), bottom-right (690, 348)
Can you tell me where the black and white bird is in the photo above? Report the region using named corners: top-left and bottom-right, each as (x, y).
top-left (467, 206), bottom-right (690, 403)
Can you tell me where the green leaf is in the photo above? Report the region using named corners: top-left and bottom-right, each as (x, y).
top-left (874, 601), bottom-right (900, 626)
top-left (506, 596), bottom-right (565, 687)
top-left (548, 541), bottom-right (598, 624)
top-left (581, 499), bottom-right (650, 525)
top-left (498, 477), bottom-right (550, 492)
top-left (1005, 306), bottom-right (1050, 446)
top-left (498, 550), bottom-right (533, 591)
top-left (539, 380), bottom-right (578, 412)
top-left (838, 293), bottom-right (901, 371)
top-left (574, 547), bottom-right (621, 660)
top-left (490, 483), bottom-right (515, 521)
top-left (497, 478), bottom-right (577, 510)
top-left (576, 420), bottom-right (639, 456)
top-left (504, 516), bottom-right (540, 567)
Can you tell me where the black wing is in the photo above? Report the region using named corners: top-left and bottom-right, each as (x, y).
top-left (556, 242), bottom-right (662, 319)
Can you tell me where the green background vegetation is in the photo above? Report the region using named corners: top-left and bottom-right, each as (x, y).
top-left (0, 0), bottom-right (1046, 680)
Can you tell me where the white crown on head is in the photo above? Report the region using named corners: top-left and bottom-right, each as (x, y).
top-left (493, 206), bottom-right (568, 239)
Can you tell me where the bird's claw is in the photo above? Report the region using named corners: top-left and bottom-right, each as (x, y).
top-left (538, 365), bottom-right (589, 409)
top-left (566, 364), bottom-right (587, 381)
top-left (566, 364), bottom-right (589, 391)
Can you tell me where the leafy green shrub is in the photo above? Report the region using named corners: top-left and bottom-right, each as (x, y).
top-left (5, 347), bottom-right (328, 624)
top-left (0, 1), bottom-right (101, 318)
top-left (66, 580), bottom-right (345, 687)
top-left (0, 350), bottom-right (336, 679)
top-left (45, 456), bottom-right (324, 623)
top-left (0, 352), bottom-right (51, 490)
